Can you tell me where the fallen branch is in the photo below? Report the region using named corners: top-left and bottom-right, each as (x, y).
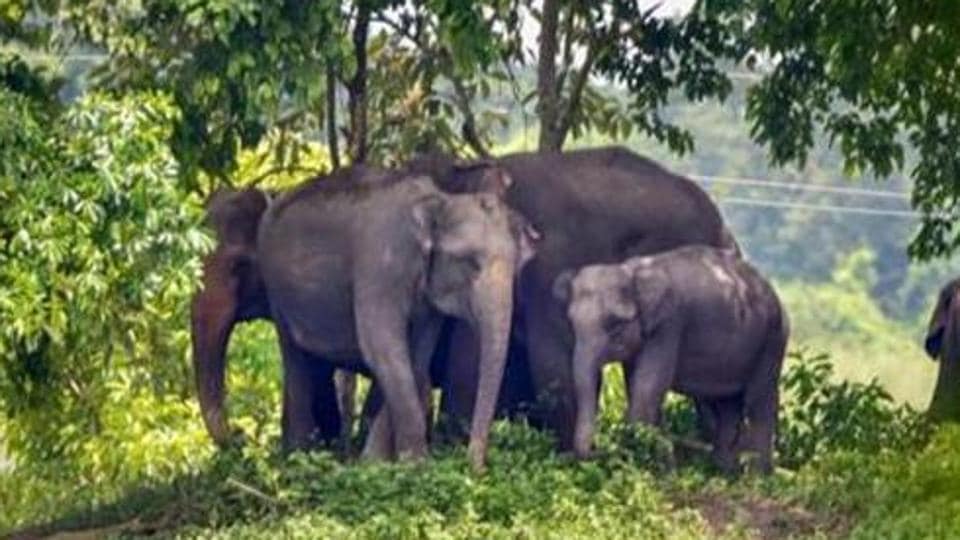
top-left (226, 477), bottom-right (284, 507)
top-left (667, 434), bottom-right (713, 455)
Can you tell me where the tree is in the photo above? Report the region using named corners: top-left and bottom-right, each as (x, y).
top-left (55, 0), bottom-right (511, 187)
top-left (0, 89), bottom-right (208, 464)
top-left (718, 0), bottom-right (960, 421)
top-left (520, 0), bottom-right (745, 152)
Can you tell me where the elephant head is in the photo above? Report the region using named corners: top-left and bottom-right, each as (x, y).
top-left (553, 260), bottom-right (672, 457)
top-left (410, 171), bottom-right (538, 469)
top-left (191, 187), bottom-right (271, 447)
top-left (553, 262), bottom-right (673, 358)
top-left (925, 278), bottom-right (960, 362)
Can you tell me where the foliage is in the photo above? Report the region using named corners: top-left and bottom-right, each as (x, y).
top-left (777, 350), bottom-right (931, 469)
top-left (0, 50), bottom-right (62, 108)
top-left (725, 0), bottom-right (960, 260)
top-left (0, 342), bottom-right (939, 538)
top-left (775, 265), bottom-right (937, 406)
top-left (0, 88), bottom-right (208, 466)
top-left (794, 425), bottom-right (960, 538)
top-left (62, 0), bottom-right (346, 187)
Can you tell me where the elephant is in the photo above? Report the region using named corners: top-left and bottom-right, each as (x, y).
top-left (190, 184), bottom-right (356, 450)
top-left (551, 245), bottom-right (789, 473)
top-left (924, 278), bottom-right (960, 359)
top-left (405, 146), bottom-right (739, 451)
top-left (923, 277), bottom-right (960, 420)
top-left (255, 169), bottom-right (537, 469)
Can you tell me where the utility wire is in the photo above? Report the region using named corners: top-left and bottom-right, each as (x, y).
top-left (715, 196), bottom-right (929, 218)
top-left (693, 174), bottom-right (911, 200)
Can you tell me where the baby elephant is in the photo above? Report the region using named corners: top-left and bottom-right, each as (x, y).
top-left (552, 246), bottom-right (788, 473)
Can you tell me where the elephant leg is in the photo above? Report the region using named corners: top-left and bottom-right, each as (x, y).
top-left (523, 307), bottom-right (578, 451)
top-left (707, 396), bottom-right (743, 475)
top-left (741, 386), bottom-right (778, 474)
top-left (311, 358), bottom-right (343, 446)
top-left (278, 326), bottom-right (341, 452)
top-left (437, 321), bottom-right (477, 444)
top-left (360, 383), bottom-right (395, 461)
top-left (358, 360), bottom-right (432, 461)
top-left (411, 316), bottom-right (444, 436)
top-left (334, 370), bottom-right (357, 454)
top-left (355, 305), bottom-right (427, 461)
top-left (572, 354), bottom-right (602, 459)
top-left (497, 338), bottom-right (539, 424)
top-left (624, 337), bottom-right (679, 428)
top-left (741, 328), bottom-right (787, 474)
top-left (695, 398), bottom-right (719, 443)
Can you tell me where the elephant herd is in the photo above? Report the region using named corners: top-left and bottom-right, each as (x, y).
top-left (190, 146), bottom-right (788, 474)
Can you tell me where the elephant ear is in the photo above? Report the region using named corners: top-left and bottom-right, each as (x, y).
top-left (631, 266), bottom-right (673, 333)
top-left (411, 193), bottom-right (446, 253)
top-left (552, 270), bottom-right (576, 305)
top-left (205, 187), bottom-right (269, 247)
top-left (508, 210), bottom-right (541, 269)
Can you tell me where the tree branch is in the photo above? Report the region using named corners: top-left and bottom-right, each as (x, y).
top-left (556, 40), bottom-right (600, 146)
top-left (247, 165), bottom-right (324, 187)
top-left (372, 10), bottom-right (491, 158)
top-left (450, 75), bottom-right (491, 158)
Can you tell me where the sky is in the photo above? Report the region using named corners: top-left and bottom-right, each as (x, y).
top-left (643, 0), bottom-right (697, 16)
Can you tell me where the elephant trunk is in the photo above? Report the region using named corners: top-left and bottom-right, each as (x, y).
top-left (571, 338), bottom-right (604, 459)
top-left (466, 257), bottom-right (515, 472)
top-left (190, 266), bottom-right (237, 447)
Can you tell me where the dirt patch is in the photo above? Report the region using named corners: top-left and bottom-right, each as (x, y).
top-left (680, 492), bottom-right (850, 539)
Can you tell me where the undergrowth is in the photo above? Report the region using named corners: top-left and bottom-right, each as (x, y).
top-left (1, 350), bottom-right (941, 539)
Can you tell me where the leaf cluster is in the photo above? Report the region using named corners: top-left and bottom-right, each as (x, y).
top-left (0, 88), bottom-right (208, 464)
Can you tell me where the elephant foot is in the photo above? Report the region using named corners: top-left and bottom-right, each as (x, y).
top-left (396, 446), bottom-right (429, 463)
top-left (739, 451), bottom-right (774, 476)
top-left (710, 450), bottom-right (740, 477)
top-left (360, 410), bottom-right (395, 462)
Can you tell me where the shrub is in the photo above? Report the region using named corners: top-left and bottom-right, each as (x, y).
top-left (777, 350), bottom-right (932, 469)
top-left (0, 88), bottom-right (209, 468)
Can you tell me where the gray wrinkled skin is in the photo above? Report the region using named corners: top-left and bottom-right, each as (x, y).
top-left (257, 171), bottom-right (536, 470)
top-left (554, 246), bottom-right (789, 474)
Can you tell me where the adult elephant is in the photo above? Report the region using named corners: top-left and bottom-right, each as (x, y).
top-left (923, 277), bottom-right (960, 420)
top-left (408, 146), bottom-right (736, 451)
top-left (256, 169), bottom-right (536, 468)
top-left (190, 184), bottom-right (356, 450)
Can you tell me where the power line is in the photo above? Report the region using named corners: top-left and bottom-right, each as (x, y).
top-left (716, 196), bottom-right (928, 218)
top-left (693, 174), bottom-right (911, 200)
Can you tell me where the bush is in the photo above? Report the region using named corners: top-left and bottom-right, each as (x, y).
top-left (0, 88), bottom-right (209, 468)
top-left (777, 350), bottom-right (932, 469)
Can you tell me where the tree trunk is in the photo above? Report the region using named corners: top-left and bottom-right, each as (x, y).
top-left (347, 1), bottom-right (371, 164)
top-left (326, 61), bottom-right (341, 171)
top-left (536, 0), bottom-right (563, 151)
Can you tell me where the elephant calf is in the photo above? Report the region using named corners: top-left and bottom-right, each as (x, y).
top-left (552, 246), bottom-right (788, 473)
